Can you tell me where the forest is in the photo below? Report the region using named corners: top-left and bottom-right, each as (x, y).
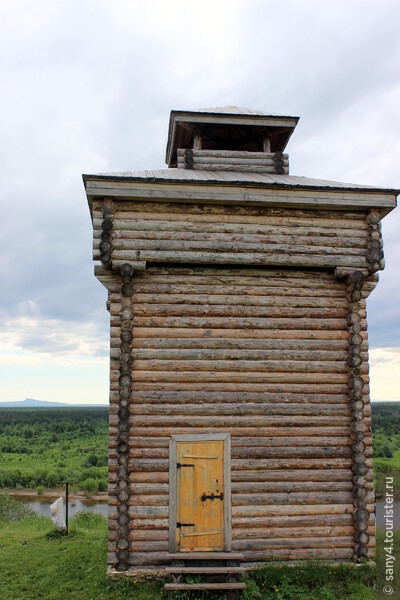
top-left (0, 407), bottom-right (108, 494)
top-left (0, 402), bottom-right (399, 494)
top-left (371, 401), bottom-right (400, 494)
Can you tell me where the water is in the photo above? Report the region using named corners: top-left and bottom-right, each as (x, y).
top-left (15, 496), bottom-right (108, 519)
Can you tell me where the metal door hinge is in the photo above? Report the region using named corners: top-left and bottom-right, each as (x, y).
top-left (177, 463), bottom-right (194, 469)
top-left (201, 492), bottom-right (223, 502)
top-left (176, 522), bottom-right (195, 528)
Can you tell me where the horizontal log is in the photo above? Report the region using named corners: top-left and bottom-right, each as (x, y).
top-left (176, 161), bottom-right (288, 174)
top-left (127, 495), bottom-right (167, 506)
top-left (122, 304), bottom-right (349, 319)
top-left (128, 294), bottom-right (349, 309)
top-left (112, 249), bottom-right (367, 269)
top-left (131, 359), bottom-right (349, 374)
top-left (128, 403), bottom-right (351, 417)
top-left (135, 266), bottom-right (349, 282)
top-left (123, 481), bottom-right (358, 495)
top-left (232, 504), bottom-right (353, 517)
top-left (129, 315), bottom-right (348, 330)
top-left (232, 492), bottom-right (354, 505)
top-left (113, 237), bottom-right (365, 257)
top-left (232, 514), bottom-right (355, 528)
top-left (123, 390), bottom-right (351, 403)
top-left (121, 372), bottom-right (352, 384)
top-left (131, 327), bottom-right (352, 340)
top-left (129, 530), bottom-right (167, 541)
top-left (119, 426), bottom-right (353, 438)
top-left (132, 281), bottom-right (349, 296)
top-left (179, 153), bottom-right (289, 165)
top-left (129, 518), bottom-right (169, 530)
top-left (232, 536), bottom-right (353, 550)
top-left (116, 228), bottom-right (366, 249)
top-left (233, 523), bottom-right (374, 537)
top-left (128, 382), bottom-right (354, 393)
top-left (127, 344), bottom-right (354, 362)
top-left (127, 415), bottom-right (351, 427)
top-left (176, 149), bottom-right (289, 160)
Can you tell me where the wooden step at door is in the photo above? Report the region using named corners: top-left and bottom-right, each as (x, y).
top-left (166, 566), bottom-right (245, 575)
top-left (165, 552), bottom-right (245, 597)
top-left (165, 582), bottom-right (246, 591)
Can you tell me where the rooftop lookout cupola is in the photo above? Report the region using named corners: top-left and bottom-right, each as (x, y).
top-left (166, 106), bottom-right (299, 173)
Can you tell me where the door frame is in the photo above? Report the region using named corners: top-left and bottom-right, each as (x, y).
top-left (169, 433), bottom-right (232, 553)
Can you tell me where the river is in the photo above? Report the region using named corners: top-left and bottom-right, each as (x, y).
top-left (15, 495), bottom-right (108, 519)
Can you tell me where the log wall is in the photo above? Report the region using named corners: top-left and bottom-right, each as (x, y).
top-left (105, 265), bottom-right (375, 568)
top-left (176, 149), bottom-right (289, 174)
top-left (92, 201), bottom-right (372, 272)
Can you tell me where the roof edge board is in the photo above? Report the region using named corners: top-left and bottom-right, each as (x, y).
top-left (83, 177), bottom-right (398, 218)
top-left (82, 173), bottom-right (400, 197)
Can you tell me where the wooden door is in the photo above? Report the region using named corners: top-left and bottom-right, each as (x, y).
top-left (176, 440), bottom-right (224, 552)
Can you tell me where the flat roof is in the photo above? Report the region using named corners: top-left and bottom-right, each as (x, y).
top-left (83, 168), bottom-right (400, 196)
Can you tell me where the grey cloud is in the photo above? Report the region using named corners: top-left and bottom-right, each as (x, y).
top-left (0, 0), bottom-right (399, 365)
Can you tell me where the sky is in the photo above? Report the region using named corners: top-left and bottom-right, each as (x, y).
top-left (0, 0), bottom-right (399, 405)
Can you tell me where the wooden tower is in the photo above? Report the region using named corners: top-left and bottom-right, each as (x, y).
top-left (83, 106), bottom-right (397, 584)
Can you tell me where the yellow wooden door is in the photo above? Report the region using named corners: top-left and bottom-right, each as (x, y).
top-left (176, 440), bottom-right (224, 552)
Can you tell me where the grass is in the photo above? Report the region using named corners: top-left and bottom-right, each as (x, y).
top-left (0, 494), bottom-right (380, 600)
top-left (374, 448), bottom-right (400, 495)
top-left (244, 561), bottom-right (375, 599)
top-left (0, 495), bottom-right (163, 600)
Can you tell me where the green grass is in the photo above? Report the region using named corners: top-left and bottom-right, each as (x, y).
top-left (244, 561), bottom-right (375, 600)
top-left (0, 495), bottom-right (379, 600)
top-left (0, 495), bottom-right (163, 600)
top-left (374, 448), bottom-right (400, 495)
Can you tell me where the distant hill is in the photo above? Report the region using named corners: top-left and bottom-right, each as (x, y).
top-left (0, 398), bottom-right (107, 408)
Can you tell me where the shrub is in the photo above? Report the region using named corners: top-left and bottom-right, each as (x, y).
top-left (37, 485), bottom-right (44, 495)
top-left (83, 478), bottom-right (97, 497)
top-left (0, 494), bottom-right (34, 522)
top-left (97, 479), bottom-right (107, 492)
top-left (73, 511), bottom-right (105, 528)
top-left (80, 466), bottom-right (106, 481)
top-left (45, 471), bottom-right (59, 488)
top-left (87, 454), bottom-right (99, 467)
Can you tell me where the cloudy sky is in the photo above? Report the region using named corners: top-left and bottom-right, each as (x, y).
top-left (1, 0), bottom-right (399, 405)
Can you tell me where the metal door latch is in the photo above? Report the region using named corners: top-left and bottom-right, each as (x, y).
top-left (201, 492), bottom-right (224, 502)
top-left (176, 522), bottom-right (195, 528)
